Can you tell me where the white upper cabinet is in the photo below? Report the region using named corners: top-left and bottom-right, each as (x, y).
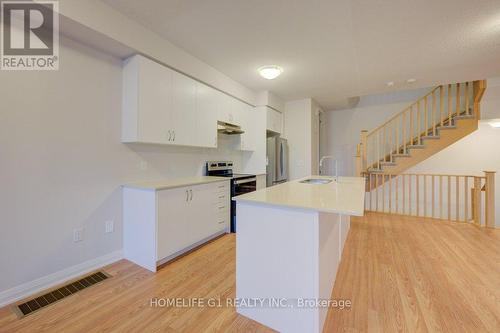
top-left (266, 107), bottom-right (283, 134)
top-left (122, 55), bottom-right (173, 144)
top-left (171, 71), bottom-right (197, 146)
top-left (239, 104), bottom-right (258, 151)
top-left (195, 82), bottom-right (218, 148)
top-left (122, 55), bottom-right (263, 151)
top-left (123, 55), bottom-right (211, 147)
top-left (217, 92), bottom-right (243, 126)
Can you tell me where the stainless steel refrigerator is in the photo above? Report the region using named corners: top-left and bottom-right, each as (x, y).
top-left (266, 136), bottom-right (289, 186)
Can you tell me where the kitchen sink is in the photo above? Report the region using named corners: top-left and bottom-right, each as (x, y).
top-left (299, 178), bottom-right (333, 185)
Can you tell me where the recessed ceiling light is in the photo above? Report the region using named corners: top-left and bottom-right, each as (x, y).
top-left (258, 65), bottom-right (283, 80)
top-left (488, 120), bottom-right (500, 128)
top-left (386, 81), bottom-right (395, 87)
top-left (406, 78), bottom-right (417, 84)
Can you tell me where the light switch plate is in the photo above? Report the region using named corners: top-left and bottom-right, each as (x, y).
top-left (139, 160), bottom-right (148, 171)
top-left (105, 220), bottom-right (114, 233)
top-left (73, 228), bottom-right (83, 242)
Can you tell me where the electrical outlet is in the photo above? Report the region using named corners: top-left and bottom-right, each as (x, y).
top-left (105, 220), bottom-right (114, 233)
top-left (73, 228), bottom-right (84, 242)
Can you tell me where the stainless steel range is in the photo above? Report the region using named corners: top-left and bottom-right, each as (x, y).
top-left (206, 161), bottom-right (256, 232)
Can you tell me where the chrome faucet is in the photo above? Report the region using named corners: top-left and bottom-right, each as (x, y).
top-left (319, 156), bottom-right (338, 181)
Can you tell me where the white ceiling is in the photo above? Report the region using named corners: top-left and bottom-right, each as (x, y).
top-left (101, 0), bottom-right (500, 109)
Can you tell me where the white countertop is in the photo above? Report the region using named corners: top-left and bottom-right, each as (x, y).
top-left (123, 176), bottom-right (229, 191)
top-left (234, 176), bottom-right (366, 215)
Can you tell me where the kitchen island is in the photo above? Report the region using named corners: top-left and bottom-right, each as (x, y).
top-left (234, 176), bottom-right (365, 333)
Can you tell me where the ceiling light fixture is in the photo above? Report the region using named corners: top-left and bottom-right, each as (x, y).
top-left (386, 81), bottom-right (395, 87)
top-left (406, 78), bottom-right (417, 84)
top-left (258, 65), bottom-right (283, 80)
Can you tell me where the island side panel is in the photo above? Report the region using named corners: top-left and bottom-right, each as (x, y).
top-left (236, 201), bottom-right (321, 333)
top-left (123, 188), bottom-right (157, 272)
top-left (317, 212), bottom-right (342, 329)
top-left (340, 215), bottom-right (351, 252)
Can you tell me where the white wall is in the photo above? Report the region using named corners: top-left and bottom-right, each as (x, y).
top-left (255, 91), bottom-right (285, 112)
top-left (479, 77), bottom-right (500, 120)
top-left (283, 99), bottom-right (312, 180)
top-left (0, 37), bottom-right (254, 295)
top-left (311, 100), bottom-right (321, 175)
top-left (283, 98), bottom-right (321, 179)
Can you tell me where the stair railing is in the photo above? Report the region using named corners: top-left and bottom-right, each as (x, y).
top-left (365, 171), bottom-right (495, 228)
top-left (355, 80), bottom-right (486, 176)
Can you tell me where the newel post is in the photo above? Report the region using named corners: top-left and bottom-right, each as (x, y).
top-left (360, 130), bottom-right (368, 176)
top-left (484, 171), bottom-right (496, 228)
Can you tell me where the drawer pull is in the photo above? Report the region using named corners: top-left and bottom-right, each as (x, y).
top-left (218, 220), bottom-right (226, 224)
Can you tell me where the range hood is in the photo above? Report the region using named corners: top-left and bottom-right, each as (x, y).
top-left (217, 121), bottom-right (245, 135)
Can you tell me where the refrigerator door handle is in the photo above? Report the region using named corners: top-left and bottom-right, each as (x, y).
top-left (284, 146), bottom-right (288, 180)
top-left (280, 142), bottom-right (284, 177)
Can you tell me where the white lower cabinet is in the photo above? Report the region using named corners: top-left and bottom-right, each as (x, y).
top-left (156, 186), bottom-right (191, 260)
top-left (124, 180), bottom-right (230, 272)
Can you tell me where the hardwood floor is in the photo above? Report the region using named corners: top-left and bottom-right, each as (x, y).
top-left (0, 213), bottom-right (499, 332)
top-left (324, 213), bottom-right (500, 333)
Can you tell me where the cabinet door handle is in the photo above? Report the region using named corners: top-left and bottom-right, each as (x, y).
top-left (189, 189), bottom-right (193, 201)
top-left (168, 130), bottom-right (172, 141)
top-left (186, 189), bottom-right (189, 202)
top-left (173, 130), bottom-right (176, 141)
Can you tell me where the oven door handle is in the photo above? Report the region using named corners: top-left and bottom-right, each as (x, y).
top-left (233, 177), bottom-right (257, 185)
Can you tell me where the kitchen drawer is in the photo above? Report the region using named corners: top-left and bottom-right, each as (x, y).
top-left (216, 192), bottom-right (228, 202)
top-left (216, 203), bottom-right (230, 213)
top-left (216, 218), bottom-right (229, 227)
top-left (214, 182), bottom-right (229, 191)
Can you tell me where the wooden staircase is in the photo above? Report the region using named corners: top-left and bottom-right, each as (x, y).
top-left (356, 80), bottom-right (487, 177)
top-left (354, 80), bottom-right (496, 227)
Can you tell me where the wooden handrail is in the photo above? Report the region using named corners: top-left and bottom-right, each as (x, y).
top-left (366, 86), bottom-right (441, 138)
top-left (364, 109), bottom-right (471, 172)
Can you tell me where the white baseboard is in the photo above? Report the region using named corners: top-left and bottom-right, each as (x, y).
top-left (0, 250), bottom-right (123, 307)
